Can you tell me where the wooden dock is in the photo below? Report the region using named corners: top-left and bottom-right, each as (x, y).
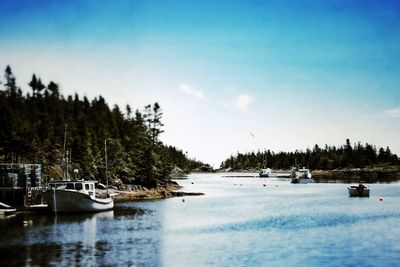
top-left (0, 201), bottom-right (17, 215)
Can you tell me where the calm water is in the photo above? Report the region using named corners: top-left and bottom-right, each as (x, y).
top-left (1, 173), bottom-right (400, 266)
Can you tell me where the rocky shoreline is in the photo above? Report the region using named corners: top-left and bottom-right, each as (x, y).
top-left (312, 168), bottom-right (400, 183)
top-left (98, 180), bottom-right (204, 201)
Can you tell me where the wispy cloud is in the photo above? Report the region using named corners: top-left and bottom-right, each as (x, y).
top-left (179, 83), bottom-right (206, 101)
top-left (384, 108), bottom-right (400, 117)
top-left (224, 94), bottom-right (254, 113)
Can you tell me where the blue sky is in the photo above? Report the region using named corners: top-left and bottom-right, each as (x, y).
top-left (1, 0), bottom-right (400, 166)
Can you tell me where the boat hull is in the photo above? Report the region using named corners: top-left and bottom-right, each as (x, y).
top-left (43, 189), bottom-right (114, 212)
top-left (259, 168), bottom-right (271, 178)
top-left (291, 178), bottom-right (314, 184)
top-left (348, 186), bottom-right (370, 197)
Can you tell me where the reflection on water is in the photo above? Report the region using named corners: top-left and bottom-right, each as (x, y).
top-left (0, 207), bottom-right (154, 266)
top-left (1, 174), bottom-right (400, 266)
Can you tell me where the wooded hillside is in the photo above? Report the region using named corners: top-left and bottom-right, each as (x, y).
top-left (0, 66), bottom-right (204, 187)
top-left (221, 139), bottom-right (399, 170)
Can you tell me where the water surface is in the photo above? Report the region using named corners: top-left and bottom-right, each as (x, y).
top-left (1, 173), bottom-right (400, 266)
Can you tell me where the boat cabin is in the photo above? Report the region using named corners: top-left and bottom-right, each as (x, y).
top-left (48, 180), bottom-right (97, 196)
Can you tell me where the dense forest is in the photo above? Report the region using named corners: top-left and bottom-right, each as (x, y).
top-left (221, 139), bottom-right (399, 170)
top-left (0, 66), bottom-right (204, 187)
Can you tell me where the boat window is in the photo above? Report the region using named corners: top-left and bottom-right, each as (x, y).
top-left (66, 183), bottom-right (75, 190)
top-left (85, 184), bottom-right (89, 190)
top-left (75, 183), bottom-right (83, 190)
top-left (90, 184), bottom-right (94, 190)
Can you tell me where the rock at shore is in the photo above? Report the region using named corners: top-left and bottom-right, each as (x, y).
top-left (169, 166), bottom-right (187, 178)
top-left (193, 164), bottom-right (214, 173)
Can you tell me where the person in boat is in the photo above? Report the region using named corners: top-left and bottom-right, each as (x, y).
top-left (357, 182), bottom-right (365, 195)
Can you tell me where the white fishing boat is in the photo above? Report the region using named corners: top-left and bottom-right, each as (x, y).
top-left (259, 155), bottom-right (271, 177)
top-left (348, 183), bottom-right (370, 197)
top-left (259, 168), bottom-right (271, 177)
top-left (43, 180), bottom-right (114, 212)
top-left (291, 167), bottom-right (313, 184)
top-left (43, 137), bottom-right (114, 213)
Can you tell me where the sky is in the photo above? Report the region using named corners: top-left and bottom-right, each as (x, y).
top-left (1, 0), bottom-right (400, 167)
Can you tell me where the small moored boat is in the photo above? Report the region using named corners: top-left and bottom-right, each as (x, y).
top-left (43, 180), bottom-right (114, 212)
top-left (348, 183), bottom-right (370, 197)
top-left (259, 168), bottom-right (271, 177)
top-left (291, 167), bottom-right (313, 184)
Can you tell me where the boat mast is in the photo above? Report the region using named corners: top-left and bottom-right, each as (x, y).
top-left (105, 139), bottom-right (109, 196)
top-left (265, 153), bottom-right (267, 168)
top-left (63, 124), bottom-right (67, 180)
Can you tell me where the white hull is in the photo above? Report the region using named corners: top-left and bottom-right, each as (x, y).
top-left (348, 186), bottom-right (370, 197)
top-left (43, 189), bottom-right (114, 212)
top-left (259, 168), bottom-right (271, 177)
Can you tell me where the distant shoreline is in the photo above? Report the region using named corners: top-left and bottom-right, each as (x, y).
top-left (312, 168), bottom-right (400, 183)
top-left (216, 167), bottom-right (400, 183)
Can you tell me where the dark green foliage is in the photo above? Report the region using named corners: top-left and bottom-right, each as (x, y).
top-left (143, 102), bottom-right (164, 143)
top-left (221, 140), bottom-right (399, 170)
top-left (0, 66), bottom-right (203, 187)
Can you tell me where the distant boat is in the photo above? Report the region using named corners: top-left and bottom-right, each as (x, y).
top-left (348, 183), bottom-right (370, 197)
top-left (291, 167), bottom-right (313, 184)
top-left (43, 180), bottom-right (114, 212)
top-left (259, 154), bottom-right (271, 177)
top-left (259, 168), bottom-right (271, 177)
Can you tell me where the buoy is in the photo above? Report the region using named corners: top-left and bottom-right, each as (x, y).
top-left (263, 184), bottom-right (266, 187)
top-left (379, 197), bottom-right (383, 201)
top-left (182, 199), bottom-right (185, 202)
top-left (275, 185), bottom-right (278, 187)
top-left (191, 182), bottom-right (194, 184)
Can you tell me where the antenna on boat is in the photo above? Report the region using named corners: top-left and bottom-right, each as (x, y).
top-left (265, 153), bottom-right (267, 168)
top-left (66, 150), bottom-right (69, 180)
top-left (105, 139), bottom-right (109, 196)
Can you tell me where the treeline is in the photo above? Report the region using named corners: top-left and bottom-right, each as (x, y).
top-left (221, 139), bottom-right (399, 170)
top-left (0, 66), bottom-right (204, 187)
